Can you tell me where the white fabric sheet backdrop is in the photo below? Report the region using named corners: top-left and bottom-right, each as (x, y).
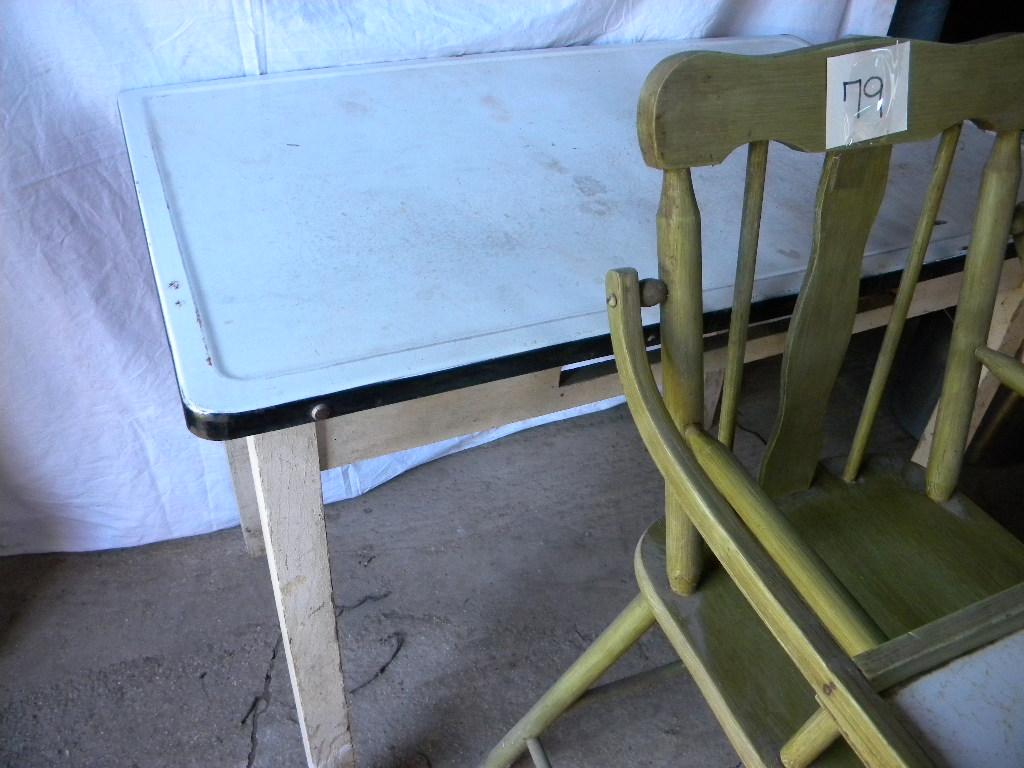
top-left (0, 0), bottom-right (895, 555)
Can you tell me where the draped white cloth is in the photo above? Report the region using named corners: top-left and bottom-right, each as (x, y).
top-left (0, 0), bottom-right (894, 554)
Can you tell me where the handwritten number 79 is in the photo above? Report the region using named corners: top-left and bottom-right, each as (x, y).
top-left (842, 76), bottom-right (884, 118)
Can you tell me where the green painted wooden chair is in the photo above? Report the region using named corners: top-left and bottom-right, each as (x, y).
top-left (484, 36), bottom-right (1024, 768)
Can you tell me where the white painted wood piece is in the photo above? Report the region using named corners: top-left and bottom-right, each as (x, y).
top-left (119, 36), bottom-right (1007, 421)
top-left (248, 424), bottom-right (355, 768)
top-left (893, 629), bottom-right (1024, 766)
top-left (703, 368), bottom-right (725, 429)
top-left (913, 280), bottom-right (1024, 467)
top-left (226, 437), bottom-right (264, 556)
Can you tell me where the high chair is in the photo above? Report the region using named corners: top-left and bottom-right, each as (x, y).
top-left (485, 34), bottom-right (1024, 767)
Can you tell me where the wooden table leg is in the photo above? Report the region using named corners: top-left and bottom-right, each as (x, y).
top-left (226, 438), bottom-right (265, 557)
top-left (703, 367), bottom-right (725, 429)
top-left (247, 423), bottom-right (356, 768)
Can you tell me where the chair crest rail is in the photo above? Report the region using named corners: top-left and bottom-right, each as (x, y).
top-left (638, 35), bottom-right (1024, 169)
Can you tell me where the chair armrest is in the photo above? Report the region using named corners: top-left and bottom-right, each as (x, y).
top-left (682, 424), bottom-right (885, 653)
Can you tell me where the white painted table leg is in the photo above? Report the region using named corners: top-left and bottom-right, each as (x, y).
top-left (913, 285), bottom-right (1024, 467)
top-left (247, 424), bottom-right (356, 768)
top-left (703, 367), bottom-right (725, 429)
top-left (226, 438), bottom-right (265, 557)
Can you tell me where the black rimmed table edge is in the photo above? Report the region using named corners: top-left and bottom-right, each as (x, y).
top-left (185, 250), bottom-right (985, 441)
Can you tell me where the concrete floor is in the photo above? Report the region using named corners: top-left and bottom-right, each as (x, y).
top-left (1, 332), bottom-right (1021, 768)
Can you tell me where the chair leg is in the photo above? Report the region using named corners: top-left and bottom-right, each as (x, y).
top-left (780, 707), bottom-right (838, 768)
top-left (481, 594), bottom-right (655, 768)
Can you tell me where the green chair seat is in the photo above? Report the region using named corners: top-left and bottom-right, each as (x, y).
top-left (636, 457), bottom-right (1024, 768)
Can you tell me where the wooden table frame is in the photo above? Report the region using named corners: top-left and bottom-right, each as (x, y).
top-left (224, 257), bottom-right (1023, 768)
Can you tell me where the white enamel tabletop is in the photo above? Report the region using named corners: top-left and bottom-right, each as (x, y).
top-left (120, 36), bottom-right (996, 424)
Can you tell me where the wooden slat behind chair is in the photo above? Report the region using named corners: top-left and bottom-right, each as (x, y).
top-left (485, 35), bottom-right (1024, 768)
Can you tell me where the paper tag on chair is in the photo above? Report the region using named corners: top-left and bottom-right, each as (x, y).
top-left (825, 43), bottom-right (910, 149)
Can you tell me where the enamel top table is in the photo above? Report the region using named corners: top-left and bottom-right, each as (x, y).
top-left (120, 36), bottom-right (1016, 768)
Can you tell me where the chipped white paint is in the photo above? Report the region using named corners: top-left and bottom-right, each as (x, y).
top-left (226, 438), bottom-right (264, 557)
top-left (894, 629), bottom-right (1024, 766)
top-left (248, 424), bottom-right (355, 768)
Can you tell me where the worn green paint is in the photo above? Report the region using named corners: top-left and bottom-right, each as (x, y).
top-left (481, 594), bottom-right (654, 768)
top-left (607, 269), bottom-right (933, 768)
top-left (658, 168), bottom-right (706, 594)
top-left (759, 146), bottom-right (891, 498)
top-left (843, 125), bottom-right (962, 482)
top-left (719, 140), bottom-right (769, 451)
top-left (975, 345), bottom-right (1024, 397)
top-left (638, 36), bottom-right (1024, 170)
top-left (637, 522), bottom-right (858, 768)
top-left (486, 35), bottom-right (1024, 768)
top-left (927, 131), bottom-right (1022, 501)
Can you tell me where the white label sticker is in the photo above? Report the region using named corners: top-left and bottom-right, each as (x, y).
top-left (825, 43), bottom-right (910, 149)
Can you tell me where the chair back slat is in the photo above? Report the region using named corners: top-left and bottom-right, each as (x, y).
top-left (926, 131), bottom-right (1022, 501)
top-left (718, 141), bottom-right (769, 450)
top-left (759, 145), bottom-right (891, 498)
top-left (843, 124), bottom-right (962, 482)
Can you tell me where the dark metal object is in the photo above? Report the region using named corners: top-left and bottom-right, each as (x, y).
top-left (639, 278), bottom-right (668, 306)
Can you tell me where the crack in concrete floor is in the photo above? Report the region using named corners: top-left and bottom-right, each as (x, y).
top-left (242, 634), bottom-right (282, 768)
